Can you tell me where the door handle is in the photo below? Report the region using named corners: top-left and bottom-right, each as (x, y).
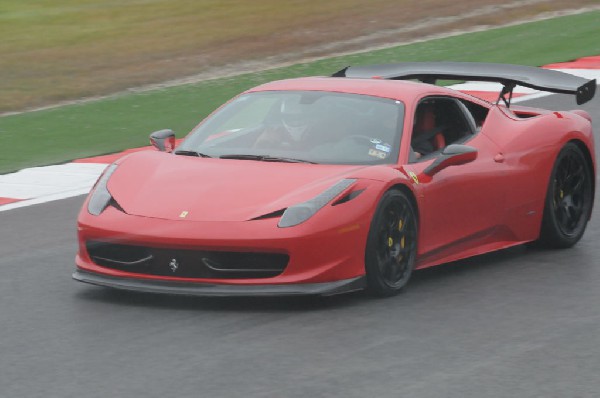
top-left (494, 153), bottom-right (505, 163)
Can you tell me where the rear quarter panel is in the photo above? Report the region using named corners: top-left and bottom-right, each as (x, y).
top-left (481, 105), bottom-right (595, 241)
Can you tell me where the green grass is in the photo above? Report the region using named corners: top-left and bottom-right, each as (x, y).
top-left (0, 0), bottom-right (421, 112)
top-left (1, 10), bottom-right (599, 174)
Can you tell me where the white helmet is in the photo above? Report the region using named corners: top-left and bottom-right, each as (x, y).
top-left (281, 98), bottom-right (310, 140)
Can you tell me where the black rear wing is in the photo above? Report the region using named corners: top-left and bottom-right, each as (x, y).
top-left (332, 62), bottom-right (596, 106)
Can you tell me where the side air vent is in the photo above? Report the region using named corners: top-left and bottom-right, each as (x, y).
top-left (250, 208), bottom-right (286, 221)
top-left (332, 189), bottom-right (365, 206)
top-left (109, 198), bottom-right (126, 212)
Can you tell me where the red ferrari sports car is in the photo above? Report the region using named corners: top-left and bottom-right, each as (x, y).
top-left (73, 62), bottom-right (596, 297)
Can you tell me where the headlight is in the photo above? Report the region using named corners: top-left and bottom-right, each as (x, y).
top-left (88, 163), bottom-right (118, 216)
top-left (278, 179), bottom-right (356, 228)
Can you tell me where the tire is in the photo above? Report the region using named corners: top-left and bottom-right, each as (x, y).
top-left (537, 142), bottom-right (593, 248)
top-left (365, 189), bottom-right (418, 297)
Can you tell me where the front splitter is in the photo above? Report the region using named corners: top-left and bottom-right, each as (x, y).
top-left (73, 269), bottom-right (366, 297)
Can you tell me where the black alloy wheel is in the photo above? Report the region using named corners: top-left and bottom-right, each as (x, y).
top-left (538, 142), bottom-right (593, 248)
top-left (365, 190), bottom-right (418, 296)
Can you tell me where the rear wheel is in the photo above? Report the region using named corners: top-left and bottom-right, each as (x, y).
top-left (538, 142), bottom-right (593, 248)
top-left (365, 190), bottom-right (418, 297)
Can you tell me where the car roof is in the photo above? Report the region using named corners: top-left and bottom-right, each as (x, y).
top-left (246, 76), bottom-right (463, 103)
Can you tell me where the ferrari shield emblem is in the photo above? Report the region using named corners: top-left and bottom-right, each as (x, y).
top-left (179, 211), bottom-right (189, 218)
top-left (408, 171), bottom-right (419, 185)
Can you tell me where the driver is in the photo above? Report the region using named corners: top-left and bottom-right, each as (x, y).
top-left (411, 103), bottom-right (445, 159)
top-left (254, 97), bottom-right (315, 149)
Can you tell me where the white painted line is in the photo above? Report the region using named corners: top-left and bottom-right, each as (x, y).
top-left (0, 187), bottom-right (92, 212)
top-left (0, 163), bottom-right (106, 199)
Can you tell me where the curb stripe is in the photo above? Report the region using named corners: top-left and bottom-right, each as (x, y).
top-left (0, 197), bottom-right (23, 205)
top-left (543, 55), bottom-right (600, 69)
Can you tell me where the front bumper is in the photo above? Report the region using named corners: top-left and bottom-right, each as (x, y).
top-left (73, 269), bottom-right (365, 297)
top-left (75, 179), bottom-right (383, 294)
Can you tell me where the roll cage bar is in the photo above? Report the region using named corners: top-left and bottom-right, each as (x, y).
top-left (332, 62), bottom-right (596, 106)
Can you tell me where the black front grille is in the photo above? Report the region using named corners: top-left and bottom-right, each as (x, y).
top-left (86, 241), bottom-right (288, 279)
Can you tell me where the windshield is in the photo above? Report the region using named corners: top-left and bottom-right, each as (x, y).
top-left (178, 91), bottom-right (405, 165)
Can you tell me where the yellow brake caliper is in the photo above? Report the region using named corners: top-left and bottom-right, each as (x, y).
top-left (398, 219), bottom-right (405, 261)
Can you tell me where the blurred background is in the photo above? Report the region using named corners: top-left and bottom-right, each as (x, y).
top-left (2, 0), bottom-right (597, 114)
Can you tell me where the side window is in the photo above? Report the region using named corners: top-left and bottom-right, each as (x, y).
top-left (459, 99), bottom-right (490, 130)
top-left (410, 97), bottom-right (475, 161)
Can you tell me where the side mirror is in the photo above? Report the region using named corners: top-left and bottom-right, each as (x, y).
top-left (423, 144), bottom-right (477, 176)
top-left (150, 129), bottom-right (176, 153)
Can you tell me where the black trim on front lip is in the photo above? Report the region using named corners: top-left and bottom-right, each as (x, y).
top-left (72, 269), bottom-right (366, 297)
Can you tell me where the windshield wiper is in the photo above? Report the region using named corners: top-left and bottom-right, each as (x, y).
top-left (174, 150), bottom-right (212, 158)
top-left (219, 154), bottom-right (315, 164)
top-left (263, 156), bottom-right (316, 164)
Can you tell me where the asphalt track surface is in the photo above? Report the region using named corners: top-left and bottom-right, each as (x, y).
top-left (2, 93), bottom-right (600, 398)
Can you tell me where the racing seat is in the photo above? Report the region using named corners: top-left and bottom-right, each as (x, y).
top-left (412, 104), bottom-right (446, 156)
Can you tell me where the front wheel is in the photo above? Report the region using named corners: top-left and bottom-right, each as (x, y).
top-left (365, 190), bottom-right (418, 297)
top-left (538, 142), bottom-right (593, 248)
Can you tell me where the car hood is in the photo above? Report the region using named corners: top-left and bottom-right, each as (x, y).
top-left (107, 151), bottom-right (368, 222)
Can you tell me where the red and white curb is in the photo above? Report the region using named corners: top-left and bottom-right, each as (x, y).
top-left (0, 163), bottom-right (108, 210)
top-left (1, 56), bottom-right (599, 212)
top-left (0, 147), bottom-right (154, 212)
